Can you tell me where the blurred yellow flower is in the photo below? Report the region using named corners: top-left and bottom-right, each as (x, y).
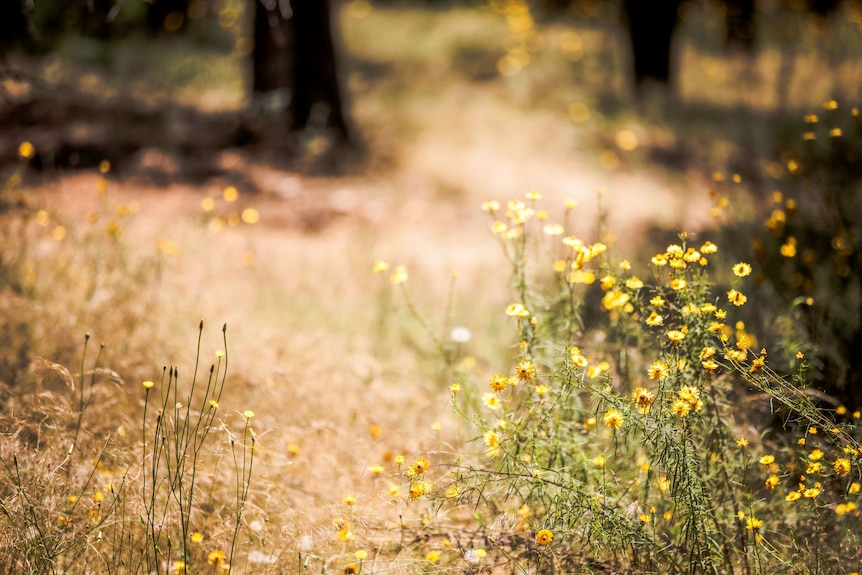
top-left (700, 241), bottom-right (718, 254)
top-left (241, 208), bottom-right (259, 224)
top-left (625, 276), bottom-right (644, 290)
top-left (411, 457), bottom-right (429, 474)
top-left (543, 223), bottom-right (564, 236)
top-left (482, 393), bottom-right (502, 410)
top-left (745, 517), bottom-right (763, 531)
top-left (18, 141), bottom-right (35, 159)
top-left (409, 480), bottom-right (429, 499)
top-left (390, 266), bottom-right (408, 284)
top-left (372, 260), bottom-right (389, 273)
top-left (223, 186), bottom-right (239, 202)
top-left (505, 303), bottom-right (530, 317)
top-left (337, 528), bottom-right (354, 542)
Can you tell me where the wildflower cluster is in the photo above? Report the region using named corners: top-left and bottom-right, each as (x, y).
top-left (388, 190), bottom-right (862, 573)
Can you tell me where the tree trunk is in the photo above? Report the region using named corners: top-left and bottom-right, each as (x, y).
top-left (622, 0), bottom-right (681, 92)
top-left (0, 0), bottom-right (29, 57)
top-left (252, 0), bottom-right (292, 93)
top-left (288, 0), bottom-right (351, 142)
top-left (724, 0), bottom-right (756, 52)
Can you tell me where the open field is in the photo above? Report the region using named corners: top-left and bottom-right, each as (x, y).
top-left (2, 1), bottom-right (862, 573)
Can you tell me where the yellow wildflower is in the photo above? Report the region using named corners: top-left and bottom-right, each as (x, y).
top-left (667, 329), bottom-right (686, 343)
top-left (732, 262), bottom-right (752, 277)
top-left (515, 360), bottom-right (536, 382)
top-left (505, 303), bottom-right (530, 317)
top-left (411, 457), bottom-right (429, 475)
top-left (489, 374), bottom-right (508, 392)
top-left (803, 487), bottom-right (821, 498)
top-left (727, 289), bottom-right (747, 306)
top-left (603, 409), bottom-right (624, 429)
top-left (745, 517), bottom-right (763, 531)
top-left (389, 265), bottom-right (410, 284)
top-left (671, 399), bottom-right (691, 418)
top-left (669, 278), bottom-right (687, 290)
top-left (834, 458), bottom-right (851, 476)
top-left (645, 311), bottom-right (663, 326)
top-left (626, 277), bottom-right (644, 290)
top-left (482, 393), bottom-right (502, 410)
top-left (648, 361), bottom-right (669, 380)
top-left (535, 529), bottom-right (553, 545)
top-left (632, 387), bottom-right (655, 414)
top-left (207, 550), bottom-right (226, 565)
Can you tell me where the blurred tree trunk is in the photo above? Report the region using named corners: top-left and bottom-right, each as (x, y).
top-left (252, 0), bottom-right (292, 93)
top-left (0, 0), bottom-right (29, 59)
top-left (622, 0), bottom-right (681, 93)
top-left (724, 0), bottom-right (755, 52)
top-left (288, 0), bottom-right (351, 142)
top-left (146, 0), bottom-right (191, 33)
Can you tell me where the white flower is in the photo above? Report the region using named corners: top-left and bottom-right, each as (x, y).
top-left (450, 326), bottom-right (472, 343)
